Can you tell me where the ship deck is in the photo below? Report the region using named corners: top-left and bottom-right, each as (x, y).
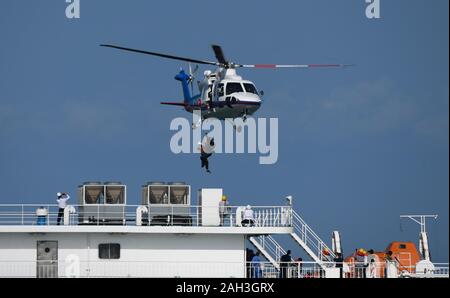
top-left (0, 225), bottom-right (292, 234)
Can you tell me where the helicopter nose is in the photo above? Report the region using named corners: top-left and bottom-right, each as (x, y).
top-left (235, 93), bottom-right (262, 108)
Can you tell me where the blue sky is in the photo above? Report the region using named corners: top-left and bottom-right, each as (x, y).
top-left (0, 1), bottom-right (448, 261)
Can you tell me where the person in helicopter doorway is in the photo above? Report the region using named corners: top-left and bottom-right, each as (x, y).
top-left (200, 137), bottom-right (215, 173)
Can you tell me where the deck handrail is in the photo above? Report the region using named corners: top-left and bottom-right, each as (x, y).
top-left (0, 204), bottom-right (294, 228)
top-left (291, 210), bottom-right (336, 260)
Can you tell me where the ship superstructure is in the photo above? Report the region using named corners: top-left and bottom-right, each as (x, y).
top-left (0, 181), bottom-right (447, 278)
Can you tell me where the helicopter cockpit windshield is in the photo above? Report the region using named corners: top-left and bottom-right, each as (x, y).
top-left (243, 83), bottom-right (258, 95)
top-left (214, 82), bottom-right (260, 101)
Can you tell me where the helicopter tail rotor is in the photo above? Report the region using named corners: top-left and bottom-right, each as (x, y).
top-left (187, 63), bottom-right (199, 95)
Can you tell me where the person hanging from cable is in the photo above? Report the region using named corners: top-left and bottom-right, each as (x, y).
top-left (199, 136), bottom-right (215, 173)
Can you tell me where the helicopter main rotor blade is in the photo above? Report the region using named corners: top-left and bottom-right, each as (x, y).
top-left (211, 45), bottom-right (228, 66)
top-left (100, 44), bottom-right (219, 66)
top-left (192, 64), bottom-right (199, 74)
top-left (239, 64), bottom-right (354, 68)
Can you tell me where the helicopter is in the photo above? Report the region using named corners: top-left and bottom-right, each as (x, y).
top-left (100, 44), bottom-right (351, 128)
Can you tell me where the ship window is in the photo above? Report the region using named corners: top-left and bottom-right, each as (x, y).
top-left (99, 243), bottom-right (120, 259)
top-left (226, 82), bottom-right (243, 95)
top-left (399, 244), bottom-right (407, 249)
top-left (243, 83), bottom-right (258, 94)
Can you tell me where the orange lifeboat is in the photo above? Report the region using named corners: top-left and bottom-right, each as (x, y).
top-left (344, 242), bottom-right (421, 278)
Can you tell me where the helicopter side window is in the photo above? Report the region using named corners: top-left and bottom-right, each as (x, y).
top-left (226, 82), bottom-right (244, 95)
top-left (243, 83), bottom-right (258, 95)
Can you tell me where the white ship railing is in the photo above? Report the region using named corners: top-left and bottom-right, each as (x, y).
top-left (0, 204), bottom-right (293, 228)
top-left (252, 235), bottom-right (287, 262)
top-left (291, 210), bottom-right (336, 261)
top-left (0, 260), bottom-right (447, 278)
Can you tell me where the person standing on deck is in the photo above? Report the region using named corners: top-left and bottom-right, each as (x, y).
top-left (251, 252), bottom-right (263, 278)
top-left (219, 195), bottom-right (230, 226)
top-left (246, 249), bottom-right (255, 278)
top-left (242, 205), bottom-right (255, 227)
top-left (333, 252), bottom-right (344, 278)
top-left (279, 250), bottom-right (293, 278)
top-left (355, 248), bottom-right (368, 278)
top-left (56, 192), bottom-right (70, 225)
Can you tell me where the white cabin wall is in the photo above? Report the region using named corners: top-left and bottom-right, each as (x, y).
top-left (0, 233), bottom-right (88, 277)
top-left (88, 234), bottom-right (245, 277)
top-left (0, 233), bottom-right (245, 278)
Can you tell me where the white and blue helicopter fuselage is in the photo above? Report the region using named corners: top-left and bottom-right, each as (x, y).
top-left (195, 68), bottom-right (262, 120)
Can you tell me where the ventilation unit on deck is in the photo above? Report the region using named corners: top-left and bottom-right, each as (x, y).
top-left (141, 182), bottom-right (191, 226)
top-left (77, 181), bottom-right (126, 225)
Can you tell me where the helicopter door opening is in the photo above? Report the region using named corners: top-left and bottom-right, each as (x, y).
top-left (215, 83), bottom-right (225, 102)
top-left (207, 85), bottom-right (213, 106)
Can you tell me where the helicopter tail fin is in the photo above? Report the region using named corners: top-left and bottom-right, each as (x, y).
top-left (174, 70), bottom-right (194, 105)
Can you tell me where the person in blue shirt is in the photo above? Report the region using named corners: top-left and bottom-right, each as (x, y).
top-left (251, 252), bottom-right (263, 278)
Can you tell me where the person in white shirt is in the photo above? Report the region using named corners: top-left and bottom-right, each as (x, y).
top-left (242, 205), bottom-right (254, 227)
top-left (56, 192), bottom-right (70, 225)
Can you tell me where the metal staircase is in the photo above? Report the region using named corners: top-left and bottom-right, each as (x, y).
top-left (249, 235), bottom-right (286, 269)
top-left (290, 210), bottom-right (335, 268)
top-left (249, 209), bottom-right (335, 270)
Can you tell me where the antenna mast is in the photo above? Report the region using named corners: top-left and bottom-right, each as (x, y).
top-left (400, 214), bottom-right (438, 261)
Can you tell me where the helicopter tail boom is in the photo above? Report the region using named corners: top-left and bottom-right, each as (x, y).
top-left (160, 102), bottom-right (187, 107)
